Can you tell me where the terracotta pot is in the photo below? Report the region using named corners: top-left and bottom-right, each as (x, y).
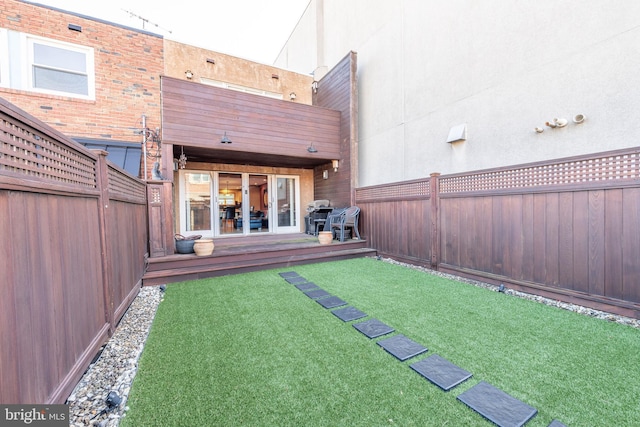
top-left (318, 231), bottom-right (333, 245)
top-left (193, 239), bottom-right (215, 256)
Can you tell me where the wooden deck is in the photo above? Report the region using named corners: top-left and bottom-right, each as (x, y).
top-left (143, 234), bottom-right (376, 286)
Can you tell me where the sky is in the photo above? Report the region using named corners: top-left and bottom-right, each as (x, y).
top-left (31, 0), bottom-right (311, 64)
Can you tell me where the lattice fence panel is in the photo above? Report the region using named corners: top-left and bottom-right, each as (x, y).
top-left (356, 179), bottom-right (430, 202)
top-left (108, 165), bottom-right (147, 202)
top-left (440, 151), bottom-right (640, 194)
top-left (0, 112), bottom-right (96, 188)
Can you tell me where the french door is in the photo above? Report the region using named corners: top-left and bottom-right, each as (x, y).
top-left (270, 175), bottom-right (300, 234)
top-left (179, 170), bottom-right (300, 237)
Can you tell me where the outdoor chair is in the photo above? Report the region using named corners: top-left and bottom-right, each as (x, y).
top-left (329, 206), bottom-right (361, 242)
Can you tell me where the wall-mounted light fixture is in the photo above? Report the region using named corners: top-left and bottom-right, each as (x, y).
top-left (332, 159), bottom-right (339, 172)
top-left (307, 143), bottom-right (318, 153)
top-left (178, 146), bottom-right (187, 169)
top-left (220, 132), bottom-right (232, 144)
top-left (185, 70), bottom-right (193, 79)
top-left (206, 58), bottom-right (216, 64)
top-left (323, 170), bottom-right (329, 179)
top-left (271, 73), bottom-right (279, 79)
top-left (289, 92), bottom-right (297, 101)
top-left (311, 81), bottom-right (318, 94)
top-left (573, 114), bottom-right (586, 124)
top-left (68, 24), bottom-right (82, 32)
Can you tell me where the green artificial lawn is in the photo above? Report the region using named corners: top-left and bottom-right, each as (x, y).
top-left (122, 258), bottom-right (640, 426)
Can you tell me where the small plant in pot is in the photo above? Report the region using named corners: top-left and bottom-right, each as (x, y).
top-left (174, 234), bottom-right (202, 254)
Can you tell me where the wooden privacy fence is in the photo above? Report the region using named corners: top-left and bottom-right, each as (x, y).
top-left (356, 148), bottom-right (640, 319)
top-left (0, 98), bottom-right (148, 404)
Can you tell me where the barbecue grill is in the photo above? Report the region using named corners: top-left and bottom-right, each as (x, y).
top-left (304, 200), bottom-right (332, 235)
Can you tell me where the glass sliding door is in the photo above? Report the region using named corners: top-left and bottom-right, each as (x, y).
top-left (179, 170), bottom-right (300, 237)
top-left (218, 172), bottom-right (242, 236)
top-left (180, 171), bottom-right (212, 237)
top-left (246, 174), bottom-right (269, 234)
top-left (272, 175), bottom-right (300, 233)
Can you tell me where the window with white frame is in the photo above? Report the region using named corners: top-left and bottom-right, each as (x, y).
top-left (0, 29), bottom-right (9, 88)
top-left (24, 35), bottom-right (95, 99)
top-left (200, 78), bottom-right (283, 100)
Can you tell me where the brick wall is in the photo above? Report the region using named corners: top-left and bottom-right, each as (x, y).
top-left (0, 0), bottom-right (163, 144)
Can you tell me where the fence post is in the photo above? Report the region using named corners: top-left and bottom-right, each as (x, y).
top-left (430, 173), bottom-right (440, 270)
top-left (94, 150), bottom-right (115, 335)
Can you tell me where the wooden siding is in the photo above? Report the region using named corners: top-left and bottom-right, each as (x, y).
top-left (312, 52), bottom-right (358, 208)
top-left (357, 147), bottom-right (640, 318)
top-left (0, 98), bottom-right (148, 404)
top-left (161, 76), bottom-right (341, 166)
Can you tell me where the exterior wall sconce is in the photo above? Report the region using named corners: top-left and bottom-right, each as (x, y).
top-left (573, 114), bottom-right (586, 124)
top-left (307, 143), bottom-right (318, 153)
top-left (311, 81), bottom-right (318, 94)
top-left (68, 24), bottom-right (82, 32)
top-left (206, 58), bottom-right (216, 64)
top-left (332, 159), bottom-right (339, 172)
top-left (289, 92), bottom-right (297, 101)
top-left (185, 70), bottom-right (193, 79)
top-left (178, 146), bottom-right (187, 169)
top-left (220, 132), bottom-right (232, 144)
top-left (323, 170), bottom-right (329, 179)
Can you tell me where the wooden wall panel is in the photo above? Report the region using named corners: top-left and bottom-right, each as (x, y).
top-left (588, 190), bottom-right (606, 296)
top-left (605, 189), bottom-right (624, 300)
top-left (313, 52), bottom-right (357, 208)
top-left (558, 192), bottom-right (574, 288)
top-left (162, 76), bottom-right (341, 163)
top-left (545, 193), bottom-right (560, 287)
top-left (521, 194), bottom-right (535, 281)
top-left (623, 188), bottom-right (640, 303)
top-left (572, 191), bottom-right (590, 294)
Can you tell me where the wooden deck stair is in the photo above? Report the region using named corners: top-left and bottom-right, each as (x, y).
top-left (143, 234), bottom-right (376, 286)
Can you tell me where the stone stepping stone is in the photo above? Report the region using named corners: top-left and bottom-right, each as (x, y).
top-left (285, 276), bottom-right (309, 284)
top-left (317, 296), bottom-right (347, 309)
top-left (409, 354), bottom-right (472, 391)
top-left (304, 289), bottom-right (331, 299)
top-left (331, 306), bottom-right (367, 322)
top-left (278, 271), bottom-right (300, 278)
top-left (353, 318), bottom-right (395, 339)
top-left (295, 282), bottom-right (318, 291)
top-left (548, 420), bottom-right (566, 427)
top-left (457, 381), bottom-right (537, 427)
top-left (376, 334), bottom-right (428, 361)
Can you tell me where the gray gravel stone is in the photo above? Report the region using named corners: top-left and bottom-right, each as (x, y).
top-left (66, 286), bottom-right (163, 426)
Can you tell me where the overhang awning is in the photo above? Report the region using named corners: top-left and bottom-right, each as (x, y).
top-left (161, 76), bottom-right (341, 168)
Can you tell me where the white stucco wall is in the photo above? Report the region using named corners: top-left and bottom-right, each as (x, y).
top-left (276, 0), bottom-right (640, 186)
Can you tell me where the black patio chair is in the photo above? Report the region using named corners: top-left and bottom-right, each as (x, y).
top-left (329, 206), bottom-right (361, 242)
